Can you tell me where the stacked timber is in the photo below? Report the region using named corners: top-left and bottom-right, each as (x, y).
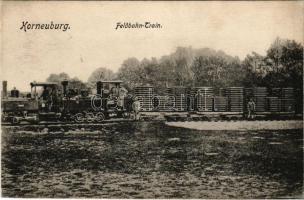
top-left (219, 88), bottom-right (226, 96)
top-left (253, 87), bottom-right (268, 112)
top-left (282, 88), bottom-right (294, 99)
top-left (269, 87), bottom-right (295, 112)
top-left (190, 87), bottom-right (214, 111)
top-left (134, 86), bottom-right (154, 111)
top-left (226, 87), bottom-right (244, 112)
top-left (213, 96), bottom-right (228, 112)
top-left (244, 88), bottom-right (254, 98)
top-left (166, 87), bottom-right (187, 111)
top-left (266, 97), bottom-right (281, 112)
top-left (294, 88), bottom-right (302, 114)
top-left (151, 95), bottom-right (171, 111)
top-left (281, 88), bottom-right (295, 112)
top-left (270, 88), bottom-right (282, 97)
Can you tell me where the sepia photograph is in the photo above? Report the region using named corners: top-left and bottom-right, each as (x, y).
top-left (1, 1), bottom-right (303, 198)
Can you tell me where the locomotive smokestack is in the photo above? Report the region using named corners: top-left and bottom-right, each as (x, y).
top-left (2, 81), bottom-right (7, 98)
top-left (96, 81), bottom-right (102, 95)
top-left (61, 80), bottom-right (69, 97)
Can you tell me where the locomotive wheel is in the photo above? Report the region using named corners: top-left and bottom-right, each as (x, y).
top-left (12, 117), bottom-right (20, 125)
top-left (86, 112), bottom-right (95, 123)
top-left (74, 113), bottom-right (84, 123)
top-left (95, 112), bottom-right (105, 122)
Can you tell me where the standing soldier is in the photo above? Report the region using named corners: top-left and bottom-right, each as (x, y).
top-left (132, 97), bottom-right (141, 120)
top-left (247, 98), bottom-right (256, 119)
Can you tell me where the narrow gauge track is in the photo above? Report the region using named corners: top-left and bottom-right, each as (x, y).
top-left (1, 112), bottom-right (301, 127)
top-left (1, 118), bottom-right (135, 127)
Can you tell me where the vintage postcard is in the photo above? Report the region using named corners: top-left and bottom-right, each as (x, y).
top-left (1, 1), bottom-right (303, 198)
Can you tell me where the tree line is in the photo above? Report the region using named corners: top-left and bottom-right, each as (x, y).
top-left (46, 37), bottom-right (303, 94)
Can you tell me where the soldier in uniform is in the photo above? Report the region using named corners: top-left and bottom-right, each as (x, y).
top-left (132, 97), bottom-right (141, 120)
top-left (247, 98), bottom-right (256, 119)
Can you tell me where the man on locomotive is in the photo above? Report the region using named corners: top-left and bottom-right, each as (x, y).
top-left (41, 86), bottom-right (57, 112)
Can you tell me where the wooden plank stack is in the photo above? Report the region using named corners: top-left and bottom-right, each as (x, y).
top-left (134, 86), bottom-right (154, 111)
top-left (190, 87), bottom-right (214, 111)
top-left (281, 88), bottom-right (295, 112)
top-left (253, 87), bottom-right (268, 112)
top-left (213, 96), bottom-right (228, 112)
top-left (226, 87), bottom-right (244, 112)
top-left (266, 97), bottom-right (281, 112)
top-left (166, 87), bottom-right (188, 111)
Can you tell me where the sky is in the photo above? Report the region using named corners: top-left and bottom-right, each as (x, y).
top-left (1, 1), bottom-right (303, 91)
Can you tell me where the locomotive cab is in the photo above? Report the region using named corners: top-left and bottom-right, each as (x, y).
top-left (30, 82), bottom-right (62, 112)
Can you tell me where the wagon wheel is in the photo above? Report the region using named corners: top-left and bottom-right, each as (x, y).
top-left (85, 112), bottom-right (95, 123)
top-left (74, 113), bottom-right (84, 123)
top-left (95, 112), bottom-right (105, 122)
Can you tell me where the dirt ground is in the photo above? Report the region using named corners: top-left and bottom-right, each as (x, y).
top-left (166, 120), bottom-right (303, 130)
top-left (1, 122), bottom-right (303, 198)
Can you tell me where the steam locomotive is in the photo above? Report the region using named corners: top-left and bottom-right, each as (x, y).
top-left (1, 80), bottom-right (130, 124)
top-left (1, 80), bottom-right (301, 124)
